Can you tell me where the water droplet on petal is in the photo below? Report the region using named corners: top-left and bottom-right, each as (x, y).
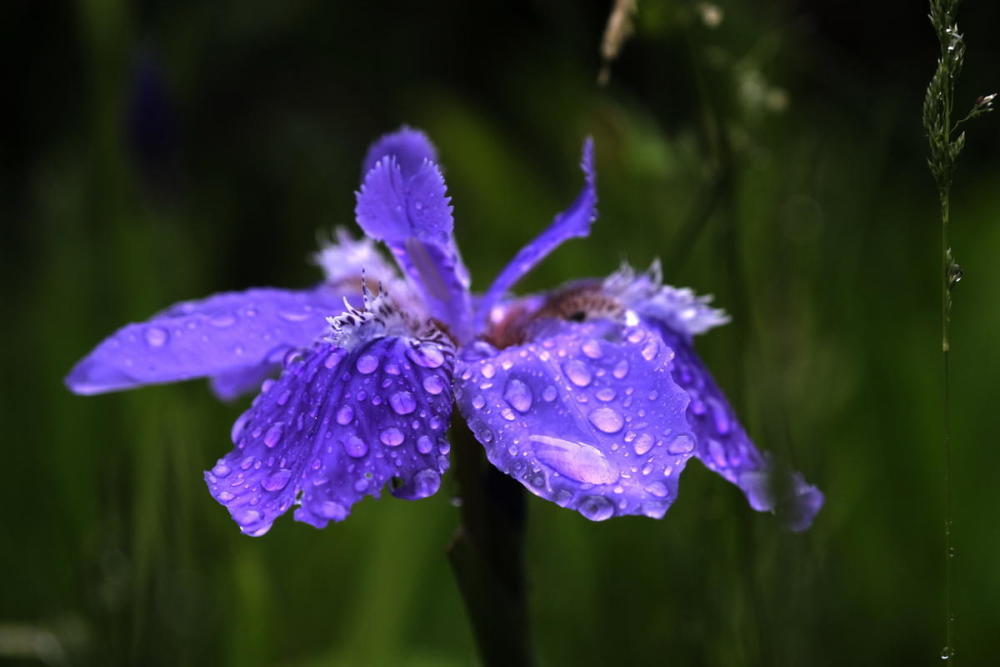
top-left (264, 423), bottom-right (284, 448)
top-left (209, 314), bottom-right (236, 328)
top-left (318, 500), bottom-right (348, 520)
top-left (563, 360), bottom-right (593, 387)
top-left (343, 435), bottom-right (368, 457)
top-left (481, 363), bottom-right (496, 379)
top-left (408, 343), bottom-right (444, 368)
top-left (356, 354), bottom-right (379, 374)
top-left (667, 434), bottom-right (695, 454)
top-left (236, 508), bottom-right (262, 526)
top-left (472, 395), bottom-right (486, 410)
top-left (612, 359), bottom-right (629, 379)
top-left (409, 469), bottom-right (441, 498)
top-left (211, 462), bottom-right (231, 477)
top-left (640, 339), bottom-right (659, 361)
top-left (503, 378), bottom-right (533, 412)
top-left (588, 407), bottom-right (624, 434)
top-left (646, 481), bottom-right (669, 498)
top-left (596, 387), bottom-right (616, 402)
top-left (529, 435), bottom-right (619, 484)
top-left (145, 327), bottom-right (168, 347)
top-left (578, 495), bottom-right (614, 521)
top-left (581, 339), bottom-right (603, 359)
top-left (542, 385), bottom-right (558, 402)
top-left (380, 427), bottom-right (405, 447)
top-left (336, 405), bottom-right (354, 425)
top-left (633, 433), bottom-right (654, 455)
top-left (277, 389), bottom-right (292, 406)
top-left (422, 374), bottom-right (445, 395)
top-left (417, 435), bottom-right (434, 454)
top-left (279, 309), bottom-right (310, 322)
top-left (262, 468), bottom-right (292, 491)
top-left (389, 391), bottom-right (417, 415)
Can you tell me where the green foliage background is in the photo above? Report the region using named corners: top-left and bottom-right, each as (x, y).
top-left (3, 0), bottom-right (999, 664)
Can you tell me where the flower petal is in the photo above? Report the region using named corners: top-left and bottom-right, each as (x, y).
top-left (606, 262), bottom-right (729, 337)
top-left (651, 322), bottom-right (823, 531)
top-left (361, 126), bottom-right (438, 181)
top-left (65, 287), bottom-right (343, 395)
top-left (355, 154), bottom-right (471, 338)
top-left (455, 318), bottom-right (695, 521)
top-left (474, 139), bottom-right (596, 330)
top-left (204, 333), bottom-right (455, 535)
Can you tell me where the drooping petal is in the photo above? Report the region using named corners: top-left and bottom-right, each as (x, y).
top-left (455, 318), bottom-right (695, 521)
top-left (650, 321), bottom-right (823, 531)
top-left (204, 324), bottom-right (455, 535)
top-left (474, 139), bottom-right (597, 331)
top-left (65, 287), bottom-right (343, 395)
top-left (355, 153), bottom-right (471, 338)
top-left (361, 126), bottom-right (438, 181)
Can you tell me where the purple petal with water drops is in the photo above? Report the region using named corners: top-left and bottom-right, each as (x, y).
top-left (65, 287), bottom-right (343, 395)
top-left (474, 139), bottom-right (597, 330)
top-left (204, 332), bottom-right (455, 536)
top-left (651, 322), bottom-right (823, 531)
top-left (455, 318), bottom-right (695, 521)
top-left (355, 153), bottom-right (471, 339)
top-left (361, 126), bottom-right (438, 181)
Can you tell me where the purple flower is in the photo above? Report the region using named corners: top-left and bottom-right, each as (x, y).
top-left (67, 127), bottom-right (823, 535)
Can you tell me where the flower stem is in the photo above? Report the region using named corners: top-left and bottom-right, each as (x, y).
top-left (447, 422), bottom-right (534, 667)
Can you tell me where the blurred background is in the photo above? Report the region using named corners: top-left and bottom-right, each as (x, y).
top-left (3, 0), bottom-right (999, 664)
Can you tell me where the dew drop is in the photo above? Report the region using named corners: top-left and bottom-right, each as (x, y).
top-left (472, 395), bottom-right (486, 410)
top-left (217, 490), bottom-right (235, 502)
top-left (343, 435), bottom-right (368, 458)
top-left (640, 339), bottom-right (658, 361)
top-left (318, 500), bottom-right (348, 520)
top-left (211, 462), bottom-right (231, 478)
top-left (612, 359), bottom-right (629, 379)
top-left (481, 363), bottom-right (496, 379)
top-left (262, 468), bottom-right (292, 491)
top-left (236, 508), bottom-right (262, 526)
top-left (581, 339), bottom-right (603, 359)
top-left (503, 378), bottom-right (533, 413)
top-left (417, 435), bottom-right (434, 454)
top-left (277, 389), bottom-right (292, 406)
top-left (646, 481), bottom-right (669, 498)
top-left (380, 427), bottom-right (405, 447)
top-left (336, 405), bottom-right (354, 425)
top-left (596, 387), bottom-right (616, 402)
top-left (279, 309), bottom-right (310, 322)
top-left (144, 327), bottom-right (168, 347)
top-left (530, 435), bottom-right (619, 484)
top-left (409, 469), bottom-right (441, 498)
top-left (422, 374), bottom-right (445, 395)
top-left (578, 495), bottom-right (614, 521)
top-left (667, 434), bottom-right (695, 454)
top-left (389, 391), bottom-right (417, 415)
top-left (633, 433), bottom-right (654, 455)
top-left (542, 385), bottom-right (558, 402)
top-left (264, 423), bottom-right (284, 448)
top-left (563, 359), bottom-right (593, 387)
top-left (588, 407), bottom-right (624, 434)
top-left (356, 354), bottom-right (379, 374)
top-left (408, 343), bottom-right (444, 368)
top-left (209, 314), bottom-right (236, 328)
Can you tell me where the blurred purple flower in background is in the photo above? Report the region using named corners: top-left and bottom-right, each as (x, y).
top-left (66, 127), bottom-right (822, 535)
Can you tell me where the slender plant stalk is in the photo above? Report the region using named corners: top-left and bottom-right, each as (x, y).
top-left (447, 422), bottom-right (534, 667)
top-left (922, 0), bottom-right (994, 661)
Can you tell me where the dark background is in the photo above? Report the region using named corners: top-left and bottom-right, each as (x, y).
top-left (3, 0), bottom-right (999, 664)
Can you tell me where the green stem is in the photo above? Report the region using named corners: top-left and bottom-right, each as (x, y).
top-left (447, 422), bottom-right (534, 667)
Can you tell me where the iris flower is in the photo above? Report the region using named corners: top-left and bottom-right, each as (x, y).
top-left (66, 127), bottom-right (822, 535)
